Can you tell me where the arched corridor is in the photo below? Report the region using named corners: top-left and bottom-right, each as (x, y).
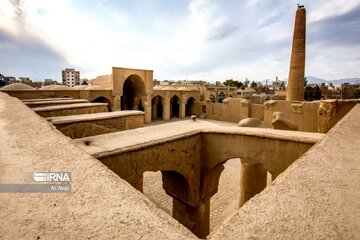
top-left (170, 95), bottom-right (180, 118)
top-left (185, 97), bottom-right (196, 116)
top-left (151, 95), bottom-right (164, 120)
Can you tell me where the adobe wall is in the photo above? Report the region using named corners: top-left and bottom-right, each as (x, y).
top-left (206, 98), bottom-right (264, 123)
top-left (0, 89), bottom-right (113, 103)
top-left (49, 113), bottom-right (144, 138)
top-left (25, 99), bottom-right (89, 108)
top-left (263, 100), bottom-right (319, 132)
top-left (206, 98), bottom-right (358, 133)
top-left (34, 103), bottom-right (108, 118)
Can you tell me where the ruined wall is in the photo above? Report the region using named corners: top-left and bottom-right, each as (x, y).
top-left (264, 100), bottom-right (359, 133)
top-left (0, 89), bottom-right (113, 102)
top-left (318, 99), bottom-right (359, 133)
top-left (206, 98), bottom-right (358, 133)
top-left (264, 100), bottom-right (319, 132)
top-left (52, 114), bottom-right (144, 138)
top-left (34, 104), bottom-right (108, 118)
top-left (25, 99), bottom-right (89, 108)
top-left (249, 104), bottom-right (264, 120)
top-left (206, 98), bottom-right (264, 123)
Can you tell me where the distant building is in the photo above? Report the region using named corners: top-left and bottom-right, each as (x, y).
top-left (272, 77), bottom-right (286, 91)
top-left (4, 76), bottom-right (16, 83)
top-left (62, 68), bottom-right (80, 87)
top-left (19, 77), bottom-right (31, 84)
top-left (44, 79), bottom-right (59, 85)
top-left (178, 80), bottom-right (209, 86)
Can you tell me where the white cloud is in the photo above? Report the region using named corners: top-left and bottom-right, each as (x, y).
top-left (1, 0), bottom-right (359, 82)
top-left (308, 0), bottom-right (360, 22)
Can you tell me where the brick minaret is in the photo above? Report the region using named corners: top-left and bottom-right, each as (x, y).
top-left (286, 5), bottom-right (306, 101)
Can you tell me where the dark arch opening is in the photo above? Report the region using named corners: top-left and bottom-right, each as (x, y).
top-left (185, 97), bottom-right (196, 116)
top-left (121, 75), bottom-right (145, 111)
top-left (92, 96), bottom-right (112, 111)
top-left (142, 170), bottom-right (191, 216)
top-left (170, 95), bottom-right (180, 118)
top-left (151, 95), bottom-right (164, 120)
top-left (218, 92), bottom-right (225, 103)
top-left (210, 95), bottom-right (215, 103)
top-left (161, 170), bottom-right (190, 202)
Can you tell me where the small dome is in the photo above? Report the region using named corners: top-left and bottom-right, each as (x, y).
top-left (1, 83), bottom-right (33, 90)
top-left (85, 85), bottom-right (104, 90)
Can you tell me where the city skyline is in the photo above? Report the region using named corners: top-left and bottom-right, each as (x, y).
top-left (1, 0), bottom-right (359, 82)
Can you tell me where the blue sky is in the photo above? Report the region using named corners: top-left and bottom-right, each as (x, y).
top-left (0, 0), bottom-right (359, 82)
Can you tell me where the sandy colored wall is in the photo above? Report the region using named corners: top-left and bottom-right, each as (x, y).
top-left (35, 105), bottom-right (108, 118)
top-left (263, 100), bottom-right (319, 132)
top-left (249, 104), bottom-right (264, 120)
top-left (206, 99), bottom-right (358, 133)
top-left (53, 114), bottom-right (144, 138)
top-left (206, 98), bottom-right (257, 123)
top-left (1, 90), bottom-right (113, 102)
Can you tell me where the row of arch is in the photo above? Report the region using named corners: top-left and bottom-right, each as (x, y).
top-left (82, 74), bottom-right (200, 122)
top-left (209, 92), bottom-right (232, 103)
top-left (152, 95), bottom-right (196, 119)
top-left (89, 94), bottom-right (197, 121)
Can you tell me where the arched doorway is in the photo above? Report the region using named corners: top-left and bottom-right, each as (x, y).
top-left (92, 96), bottom-right (112, 111)
top-left (218, 92), bottom-right (225, 103)
top-left (210, 95), bottom-right (215, 103)
top-left (170, 95), bottom-right (180, 118)
top-left (151, 95), bottom-right (164, 120)
top-left (185, 97), bottom-right (196, 116)
top-left (121, 75), bottom-right (145, 111)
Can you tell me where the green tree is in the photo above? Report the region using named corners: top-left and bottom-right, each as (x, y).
top-left (354, 88), bottom-right (360, 98)
top-left (250, 81), bottom-right (257, 89)
top-left (223, 79), bottom-right (239, 87)
top-left (304, 84), bottom-right (322, 101)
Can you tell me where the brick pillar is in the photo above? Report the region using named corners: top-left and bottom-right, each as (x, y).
top-left (239, 162), bottom-right (267, 207)
top-left (112, 95), bottom-right (121, 111)
top-left (180, 102), bottom-right (186, 119)
top-left (173, 198), bottom-right (210, 239)
top-left (286, 6), bottom-right (306, 101)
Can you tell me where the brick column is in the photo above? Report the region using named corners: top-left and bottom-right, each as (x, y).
top-left (286, 6), bottom-right (306, 101)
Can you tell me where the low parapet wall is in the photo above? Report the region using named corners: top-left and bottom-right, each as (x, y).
top-left (33, 103), bottom-right (108, 118)
top-left (47, 111), bottom-right (144, 138)
top-left (25, 99), bottom-right (89, 108)
top-left (206, 98), bottom-right (359, 133)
